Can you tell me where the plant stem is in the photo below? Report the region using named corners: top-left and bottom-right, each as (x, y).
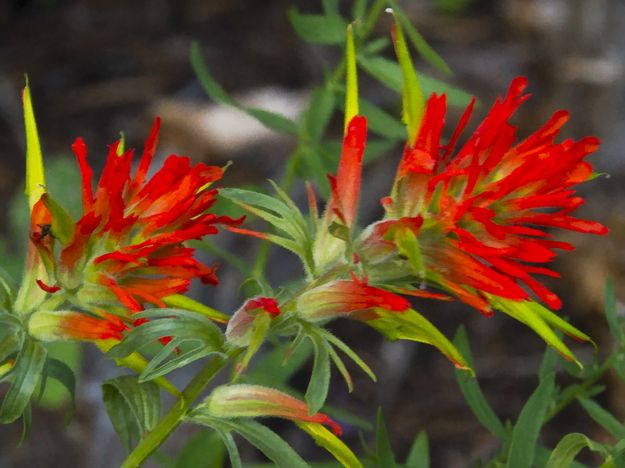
top-left (121, 351), bottom-right (238, 468)
top-left (544, 353), bottom-right (620, 423)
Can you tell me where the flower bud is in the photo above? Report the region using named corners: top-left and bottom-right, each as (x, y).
top-left (28, 309), bottom-right (126, 342)
top-left (225, 297), bottom-right (280, 347)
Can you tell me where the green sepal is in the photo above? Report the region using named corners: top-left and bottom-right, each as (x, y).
top-left (368, 308), bottom-right (473, 374)
top-left (297, 421), bottom-right (363, 468)
top-left (236, 311), bottom-right (272, 376)
top-left (23, 76), bottom-right (46, 211)
top-left (163, 294), bottom-right (229, 324)
top-left (40, 193), bottom-right (75, 246)
top-left (489, 297), bottom-right (590, 368)
top-left (389, 11), bottom-right (425, 144)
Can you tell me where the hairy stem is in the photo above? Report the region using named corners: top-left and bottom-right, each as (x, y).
top-left (121, 351), bottom-right (239, 467)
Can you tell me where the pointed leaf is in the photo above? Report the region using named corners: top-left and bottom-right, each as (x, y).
top-left (604, 279), bottom-right (624, 344)
top-left (288, 7), bottom-right (347, 45)
top-left (306, 332), bottom-right (331, 414)
top-left (297, 421), bottom-right (363, 468)
top-left (376, 408), bottom-right (397, 468)
top-left (405, 431), bottom-right (429, 468)
top-left (190, 43), bottom-right (297, 135)
top-left (44, 357), bottom-right (76, 424)
top-left (301, 85), bottom-right (336, 144)
top-left (578, 397), bottom-right (625, 439)
top-left (507, 372), bottom-right (556, 468)
top-left (546, 433), bottom-right (608, 468)
top-left (0, 337), bottom-right (47, 423)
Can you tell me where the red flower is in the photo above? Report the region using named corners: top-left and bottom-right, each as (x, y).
top-left (29, 118), bottom-right (240, 338)
top-left (374, 77), bottom-right (607, 314)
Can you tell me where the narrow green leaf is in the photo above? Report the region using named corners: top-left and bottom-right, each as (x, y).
top-left (45, 357), bottom-right (76, 424)
top-left (218, 430), bottom-right (242, 468)
top-left (0, 331), bottom-right (22, 365)
top-left (358, 98), bottom-right (406, 140)
top-left (507, 372), bottom-right (556, 468)
top-left (405, 431), bottom-right (429, 467)
top-left (546, 433), bottom-right (608, 468)
top-left (376, 408), bottom-right (397, 468)
top-left (389, 13), bottom-right (425, 143)
top-left (453, 327), bottom-right (506, 439)
top-left (539, 345), bottom-right (558, 383)
top-left (297, 421), bottom-right (363, 468)
top-left (287, 8), bottom-right (347, 45)
top-left (386, 1), bottom-right (452, 75)
top-left (319, 329), bottom-right (376, 382)
top-left (578, 397), bottom-right (625, 439)
top-left (357, 55), bottom-right (472, 107)
top-left (190, 43), bottom-right (298, 135)
top-left (605, 279), bottom-right (624, 344)
top-left (301, 86), bottom-right (336, 144)
top-left (174, 429), bottom-right (227, 468)
top-left (22, 76), bottom-right (46, 210)
top-left (306, 333), bottom-right (331, 415)
top-left (326, 345), bottom-right (353, 393)
top-left (102, 375), bottom-right (161, 451)
top-left (191, 416), bottom-right (309, 468)
top-left (352, 0), bottom-right (368, 23)
top-left (0, 338), bottom-right (47, 423)
top-left (344, 24), bottom-right (359, 131)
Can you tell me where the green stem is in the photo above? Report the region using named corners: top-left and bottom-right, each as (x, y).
top-left (121, 351), bottom-right (239, 468)
top-left (544, 353), bottom-right (620, 423)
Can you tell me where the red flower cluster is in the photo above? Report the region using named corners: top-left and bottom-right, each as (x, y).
top-left (362, 77), bottom-right (607, 314)
top-left (30, 119), bottom-right (239, 340)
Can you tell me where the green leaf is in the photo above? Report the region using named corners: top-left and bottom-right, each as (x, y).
top-left (369, 309), bottom-right (472, 373)
top-left (604, 279), bottom-right (624, 344)
top-left (389, 12), bottom-right (425, 144)
top-left (107, 309), bottom-right (225, 381)
top-left (190, 43), bottom-right (298, 135)
top-left (297, 421), bottom-right (363, 468)
top-left (102, 375), bottom-right (161, 451)
top-left (453, 327), bottom-right (506, 439)
top-left (539, 344), bottom-right (558, 383)
top-left (0, 330), bottom-right (23, 366)
top-left (43, 357), bottom-right (76, 424)
top-left (22, 76), bottom-right (46, 210)
top-left (174, 429), bottom-right (227, 468)
top-left (237, 312), bottom-right (272, 375)
top-left (301, 86), bottom-right (336, 144)
top-left (578, 397), bottom-right (625, 439)
top-left (357, 55), bottom-right (472, 107)
top-left (288, 7), bottom-right (347, 45)
top-left (358, 98), bottom-right (406, 140)
top-left (0, 337), bottom-right (47, 423)
top-left (318, 329), bottom-right (376, 382)
top-left (405, 431), bottom-right (429, 468)
top-left (376, 408), bottom-right (397, 468)
top-left (546, 433), bottom-right (608, 468)
top-left (305, 333), bottom-right (331, 414)
top-left (191, 416), bottom-right (309, 468)
top-left (385, 1), bottom-right (452, 75)
top-left (246, 339), bottom-right (313, 388)
top-left (507, 372), bottom-right (556, 468)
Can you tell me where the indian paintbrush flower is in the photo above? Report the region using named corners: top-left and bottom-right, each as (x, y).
top-left (360, 77), bottom-right (608, 315)
top-left (26, 118), bottom-right (240, 340)
top-left (226, 296), bottom-right (281, 346)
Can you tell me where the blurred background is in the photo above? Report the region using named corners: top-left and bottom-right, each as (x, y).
top-left (1, 0), bottom-right (624, 466)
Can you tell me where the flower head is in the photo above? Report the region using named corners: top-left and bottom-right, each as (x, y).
top-left (366, 77), bottom-right (607, 314)
top-left (27, 119), bottom-right (240, 338)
